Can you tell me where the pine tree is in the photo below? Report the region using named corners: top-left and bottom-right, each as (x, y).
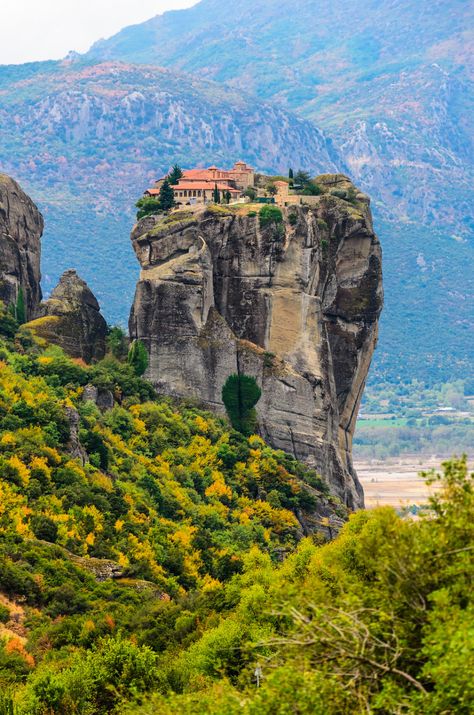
top-left (168, 164), bottom-right (183, 185)
top-left (15, 287), bottom-right (26, 325)
top-left (159, 179), bottom-right (175, 211)
top-left (127, 340), bottom-right (148, 376)
top-left (213, 184), bottom-right (220, 204)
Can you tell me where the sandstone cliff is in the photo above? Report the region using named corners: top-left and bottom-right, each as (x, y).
top-left (28, 269), bottom-right (107, 362)
top-left (129, 176), bottom-right (383, 508)
top-left (0, 174), bottom-right (43, 319)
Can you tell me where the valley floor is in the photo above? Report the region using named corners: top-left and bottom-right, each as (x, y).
top-left (356, 456), bottom-right (457, 509)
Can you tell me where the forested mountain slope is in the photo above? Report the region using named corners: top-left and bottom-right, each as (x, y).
top-left (0, 308), bottom-right (472, 713)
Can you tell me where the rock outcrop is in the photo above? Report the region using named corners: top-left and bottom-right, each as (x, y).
top-left (0, 174), bottom-right (43, 319)
top-left (29, 269), bottom-right (107, 362)
top-left (129, 175), bottom-right (383, 508)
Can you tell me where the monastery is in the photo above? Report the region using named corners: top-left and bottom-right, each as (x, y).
top-left (145, 161), bottom-right (255, 206)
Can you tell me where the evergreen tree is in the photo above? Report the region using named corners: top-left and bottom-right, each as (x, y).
top-left (15, 287), bottom-right (26, 325)
top-left (224, 190), bottom-right (231, 204)
top-left (213, 184), bottom-right (220, 204)
top-left (289, 168), bottom-right (294, 181)
top-left (159, 179), bottom-right (175, 211)
top-left (127, 339), bottom-right (148, 376)
top-left (222, 373), bottom-right (262, 436)
top-left (107, 326), bottom-right (129, 360)
top-left (168, 164), bottom-right (183, 185)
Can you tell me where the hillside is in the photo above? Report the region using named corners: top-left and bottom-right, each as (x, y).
top-left (0, 306), bottom-right (472, 712)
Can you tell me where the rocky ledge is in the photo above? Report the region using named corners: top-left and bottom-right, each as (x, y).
top-left (129, 175), bottom-right (383, 508)
top-left (27, 269), bottom-right (107, 362)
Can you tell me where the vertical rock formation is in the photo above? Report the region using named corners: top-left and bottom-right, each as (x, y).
top-left (0, 174), bottom-right (43, 319)
top-left (130, 175), bottom-right (383, 508)
top-left (28, 269), bottom-right (107, 362)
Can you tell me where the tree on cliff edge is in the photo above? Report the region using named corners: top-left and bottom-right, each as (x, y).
top-left (168, 164), bottom-right (183, 185)
top-left (159, 179), bottom-right (175, 211)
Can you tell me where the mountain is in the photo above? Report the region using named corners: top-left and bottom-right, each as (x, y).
top-left (0, 60), bottom-right (339, 326)
top-left (87, 0), bottom-right (474, 383)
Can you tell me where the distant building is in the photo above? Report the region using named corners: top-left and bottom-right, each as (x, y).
top-left (171, 181), bottom-right (241, 206)
top-left (146, 161), bottom-right (255, 205)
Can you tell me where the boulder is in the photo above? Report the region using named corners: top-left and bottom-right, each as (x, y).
top-left (29, 269), bottom-right (107, 362)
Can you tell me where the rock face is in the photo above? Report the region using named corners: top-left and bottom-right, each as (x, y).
top-left (30, 269), bottom-right (107, 362)
top-left (129, 175), bottom-right (383, 508)
top-left (0, 174), bottom-right (43, 319)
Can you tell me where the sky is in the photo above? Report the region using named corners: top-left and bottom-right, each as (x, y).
top-left (1, 0), bottom-right (197, 65)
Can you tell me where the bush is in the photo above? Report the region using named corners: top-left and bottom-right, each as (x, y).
top-left (128, 339), bottom-right (148, 377)
top-left (259, 205), bottom-right (283, 227)
top-left (31, 516), bottom-right (58, 543)
top-left (136, 197), bottom-right (163, 220)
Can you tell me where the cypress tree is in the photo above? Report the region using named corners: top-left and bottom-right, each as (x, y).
top-left (127, 339), bottom-right (148, 376)
top-left (159, 179), bottom-right (175, 211)
top-left (168, 164), bottom-right (183, 185)
top-left (289, 168), bottom-right (294, 180)
top-left (222, 373), bottom-right (262, 436)
top-left (213, 184), bottom-right (220, 204)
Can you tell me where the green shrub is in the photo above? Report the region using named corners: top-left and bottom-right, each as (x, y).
top-left (127, 339), bottom-right (148, 377)
top-left (31, 516), bottom-right (58, 543)
top-left (136, 197), bottom-right (162, 220)
top-left (288, 213), bottom-right (298, 226)
top-left (259, 205), bottom-right (283, 228)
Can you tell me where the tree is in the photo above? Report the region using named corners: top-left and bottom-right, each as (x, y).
top-left (135, 197), bottom-right (162, 220)
top-left (244, 187), bottom-right (257, 201)
top-left (294, 170), bottom-right (311, 187)
top-left (301, 181), bottom-right (322, 196)
top-left (266, 183), bottom-right (278, 197)
top-left (15, 288), bottom-right (26, 325)
top-left (222, 373), bottom-right (262, 436)
top-left (225, 190), bottom-right (232, 204)
top-left (168, 164), bottom-right (183, 185)
top-left (159, 179), bottom-right (175, 211)
top-left (107, 326), bottom-right (128, 360)
top-left (127, 339), bottom-right (148, 377)
top-left (213, 184), bottom-right (220, 204)
top-left (289, 168), bottom-right (294, 183)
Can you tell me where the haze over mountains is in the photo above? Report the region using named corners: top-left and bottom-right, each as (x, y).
top-left (0, 0), bottom-right (472, 384)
